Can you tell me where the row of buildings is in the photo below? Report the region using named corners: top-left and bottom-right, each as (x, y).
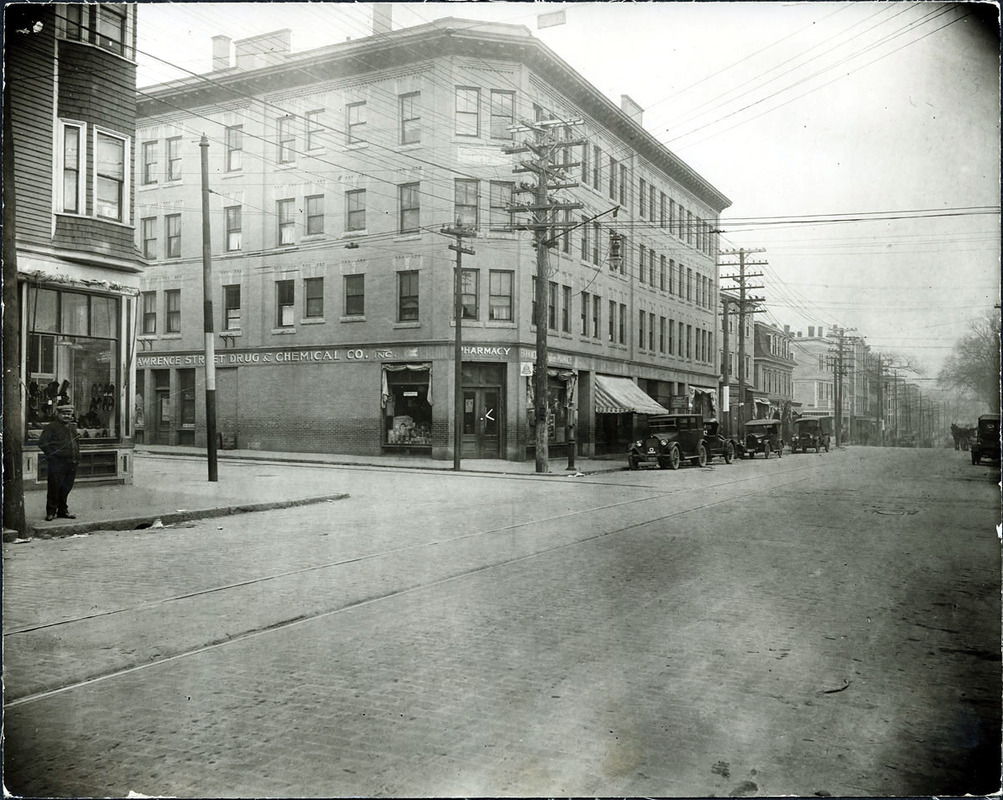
top-left (6, 6), bottom-right (946, 490)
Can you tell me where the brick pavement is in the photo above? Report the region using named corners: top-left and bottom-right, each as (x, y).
top-left (3, 448), bottom-right (1000, 797)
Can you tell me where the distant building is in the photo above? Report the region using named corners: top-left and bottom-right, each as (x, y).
top-left (7, 3), bottom-right (142, 487)
top-left (133, 17), bottom-right (730, 461)
top-left (752, 321), bottom-right (798, 439)
top-left (790, 326), bottom-right (838, 422)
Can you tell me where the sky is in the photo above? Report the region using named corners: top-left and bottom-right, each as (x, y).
top-left (135, 1), bottom-right (1001, 382)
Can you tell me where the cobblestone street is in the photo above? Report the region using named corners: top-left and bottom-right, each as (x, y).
top-left (4, 447), bottom-right (1000, 797)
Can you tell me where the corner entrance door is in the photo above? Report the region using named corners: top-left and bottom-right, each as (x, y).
top-left (462, 387), bottom-right (500, 458)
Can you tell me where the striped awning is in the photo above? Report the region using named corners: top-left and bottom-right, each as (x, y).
top-left (594, 375), bottom-right (669, 415)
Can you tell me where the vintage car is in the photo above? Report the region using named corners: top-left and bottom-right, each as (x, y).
top-left (739, 419), bottom-right (784, 459)
top-left (627, 414), bottom-right (708, 470)
top-left (970, 414), bottom-right (1000, 466)
top-left (790, 417), bottom-right (830, 454)
top-left (702, 419), bottom-right (736, 464)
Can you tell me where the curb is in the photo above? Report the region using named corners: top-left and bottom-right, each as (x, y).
top-left (22, 493), bottom-right (350, 540)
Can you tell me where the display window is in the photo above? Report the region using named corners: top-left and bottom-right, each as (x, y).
top-left (382, 364), bottom-right (432, 447)
top-left (25, 286), bottom-right (120, 444)
top-left (526, 370), bottom-right (575, 442)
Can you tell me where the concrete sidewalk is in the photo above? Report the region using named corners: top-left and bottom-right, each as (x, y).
top-left (13, 446), bottom-right (627, 540)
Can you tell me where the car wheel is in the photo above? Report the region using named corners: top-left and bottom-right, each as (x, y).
top-left (697, 443), bottom-right (708, 467)
top-left (667, 445), bottom-right (681, 470)
top-left (724, 442), bottom-right (734, 464)
top-left (628, 454), bottom-right (640, 470)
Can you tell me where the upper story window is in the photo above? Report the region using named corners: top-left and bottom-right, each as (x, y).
top-left (304, 277), bottom-right (324, 319)
top-left (305, 110), bottom-right (323, 151)
top-left (141, 141), bottom-right (158, 185)
top-left (399, 182), bottom-right (420, 234)
top-left (277, 198), bottom-right (295, 246)
top-left (461, 269), bottom-right (479, 320)
top-left (488, 182), bottom-right (512, 231)
top-left (489, 270), bottom-right (513, 321)
top-left (490, 91), bottom-right (514, 139)
top-left (306, 195), bottom-right (324, 236)
top-left (225, 206), bottom-right (241, 251)
top-left (225, 126), bottom-right (242, 172)
top-left (275, 280), bottom-right (294, 327)
top-left (59, 121), bottom-right (85, 214)
top-left (454, 179), bottom-right (478, 227)
top-left (346, 102), bottom-right (366, 145)
top-left (59, 4), bottom-right (134, 59)
top-left (346, 189), bottom-right (366, 232)
top-left (165, 289), bottom-right (181, 334)
top-left (141, 291), bottom-right (157, 334)
top-left (94, 130), bottom-right (128, 223)
top-left (165, 214), bottom-right (181, 258)
top-left (141, 217), bottom-right (157, 259)
top-left (166, 137), bottom-right (182, 181)
top-left (398, 270), bottom-right (419, 322)
top-left (277, 117), bottom-right (295, 163)
top-left (455, 87), bottom-right (480, 137)
top-left (400, 92), bottom-right (421, 145)
top-left (223, 285), bottom-right (241, 331)
top-left (344, 274), bottom-right (365, 317)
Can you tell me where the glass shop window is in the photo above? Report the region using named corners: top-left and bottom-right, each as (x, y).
top-left (383, 374), bottom-right (432, 448)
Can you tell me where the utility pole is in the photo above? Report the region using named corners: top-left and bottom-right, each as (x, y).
top-left (720, 296), bottom-right (731, 438)
top-left (3, 73), bottom-right (26, 536)
top-left (827, 327), bottom-right (856, 448)
top-left (719, 248), bottom-right (766, 433)
top-left (441, 222), bottom-right (476, 471)
top-left (505, 118), bottom-right (583, 474)
top-left (199, 135), bottom-right (218, 481)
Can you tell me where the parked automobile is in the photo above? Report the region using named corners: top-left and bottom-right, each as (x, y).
top-left (790, 417), bottom-right (830, 453)
top-left (970, 414), bottom-right (1000, 466)
top-left (739, 419), bottom-right (784, 459)
top-left (702, 419), bottom-right (736, 464)
top-left (627, 414), bottom-right (708, 470)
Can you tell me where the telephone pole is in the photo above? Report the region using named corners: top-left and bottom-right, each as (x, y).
top-left (441, 223), bottom-right (476, 471)
top-left (827, 327), bottom-right (856, 448)
top-left (199, 135), bottom-right (218, 481)
top-left (504, 118), bottom-right (583, 474)
top-left (719, 248), bottom-right (766, 432)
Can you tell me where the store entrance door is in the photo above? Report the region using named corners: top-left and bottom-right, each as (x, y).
top-left (462, 387), bottom-right (500, 458)
top-left (153, 388), bottom-right (171, 445)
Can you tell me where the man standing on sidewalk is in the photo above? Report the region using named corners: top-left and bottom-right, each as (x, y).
top-left (38, 404), bottom-right (80, 521)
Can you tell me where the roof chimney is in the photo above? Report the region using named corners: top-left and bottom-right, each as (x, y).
top-left (808, 326), bottom-right (815, 337)
top-left (212, 35), bottom-right (232, 71)
top-left (372, 4), bottom-right (392, 35)
top-left (620, 95), bottom-right (643, 126)
top-left (235, 29), bottom-right (292, 70)
top-left (784, 324), bottom-right (790, 334)
top-left (818, 326), bottom-right (824, 338)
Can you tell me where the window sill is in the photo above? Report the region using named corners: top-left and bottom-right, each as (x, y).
top-left (221, 329), bottom-right (242, 336)
top-left (301, 318), bottom-right (325, 325)
top-left (161, 334), bottom-right (182, 340)
top-left (275, 162), bottom-right (297, 170)
top-left (393, 321), bottom-right (421, 329)
top-left (346, 142), bottom-right (368, 151)
top-left (397, 143), bottom-right (422, 151)
top-left (271, 328), bottom-right (296, 335)
top-left (340, 316), bottom-right (366, 323)
top-left (302, 234), bottom-right (326, 243)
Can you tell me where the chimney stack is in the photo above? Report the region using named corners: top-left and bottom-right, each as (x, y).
top-left (808, 326), bottom-right (815, 337)
top-left (372, 4), bottom-right (392, 35)
top-left (620, 95), bottom-right (644, 126)
top-left (784, 324), bottom-right (790, 334)
top-left (818, 326), bottom-right (824, 338)
top-left (212, 35), bottom-right (232, 71)
top-left (234, 29), bottom-right (292, 70)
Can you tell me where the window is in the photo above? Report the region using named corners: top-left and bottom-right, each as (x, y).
top-left (593, 144), bottom-right (601, 189)
top-left (141, 141), bottom-right (158, 185)
top-left (141, 217), bottom-right (157, 259)
top-left (223, 285), bottom-right (240, 331)
top-left (490, 90), bottom-right (514, 139)
top-left (638, 244), bottom-right (646, 284)
top-left (225, 206), bottom-right (241, 251)
top-left (95, 131), bottom-right (127, 222)
top-left (398, 271), bottom-right (419, 322)
top-left (166, 214), bottom-right (181, 258)
top-left (581, 142), bottom-right (590, 184)
top-left (59, 122), bottom-right (84, 214)
top-left (305, 109), bottom-right (323, 150)
top-left (488, 270), bottom-right (513, 321)
top-left (532, 276), bottom-right (539, 326)
top-left (165, 289), bottom-right (181, 334)
top-left (548, 281), bottom-right (557, 330)
top-left (562, 285), bottom-right (571, 333)
top-left (669, 318), bottom-right (675, 355)
top-left (687, 325), bottom-right (693, 359)
top-left (580, 291), bottom-right (589, 336)
top-left (592, 295), bottom-right (601, 339)
top-left (344, 274), bottom-right (365, 316)
top-left (639, 179), bottom-right (646, 218)
top-left (608, 156), bottom-right (617, 199)
top-left (225, 126), bottom-right (242, 172)
top-left (639, 311), bottom-right (646, 348)
top-left (592, 221), bottom-right (600, 265)
top-left (275, 280), bottom-right (295, 327)
top-left (660, 254), bottom-right (666, 291)
top-left (669, 259), bottom-right (676, 295)
top-left (660, 316), bottom-right (666, 354)
top-left (650, 185), bottom-right (657, 226)
top-left (306, 195), bottom-right (324, 236)
top-left (608, 300), bottom-right (616, 343)
top-left (276, 199), bottom-right (295, 246)
top-left (461, 269), bottom-right (479, 320)
top-left (454, 179), bottom-right (478, 227)
top-left (650, 314), bottom-right (656, 351)
top-left (96, 4), bottom-right (127, 55)
top-left (399, 182), bottom-right (420, 233)
top-left (141, 291), bottom-right (157, 334)
top-left (619, 303), bottom-right (626, 344)
top-left (649, 249), bottom-right (656, 286)
top-left (400, 92), bottom-right (421, 144)
top-left (166, 137), bottom-right (182, 181)
top-left (660, 193), bottom-right (666, 228)
top-left (346, 189), bottom-right (366, 231)
top-left (580, 215), bottom-right (589, 261)
top-left (687, 210), bottom-right (694, 245)
top-left (455, 87), bottom-right (480, 136)
top-left (619, 163), bottom-right (627, 205)
top-left (346, 102), bottom-right (366, 144)
top-left (278, 117), bottom-right (295, 163)
top-left (304, 277), bottom-right (324, 319)
top-left (687, 268), bottom-right (693, 301)
top-left (678, 321), bottom-right (685, 357)
top-left (486, 182), bottom-right (511, 231)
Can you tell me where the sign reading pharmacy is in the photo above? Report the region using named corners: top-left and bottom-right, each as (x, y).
top-left (137, 346), bottom-right (419, 368)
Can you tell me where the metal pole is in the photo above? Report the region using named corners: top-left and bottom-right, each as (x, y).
top-left (199, 134), bottom-right (218, 481)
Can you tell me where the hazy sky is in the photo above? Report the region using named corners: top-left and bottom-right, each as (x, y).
top-left (136, 1), bottom-right (1001, 379)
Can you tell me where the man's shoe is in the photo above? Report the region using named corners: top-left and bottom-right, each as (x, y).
top-left (45, 514), bottom-right (56, 521)
top-left (57, 513), bottom-right (76, 519)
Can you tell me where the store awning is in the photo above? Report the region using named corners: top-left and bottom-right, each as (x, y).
top-left (689, 384), bottom-right (718, 395)
top-left (754, 396), bottom-right (771, 406)
top-left (595, 375), bottom-right (669, 415)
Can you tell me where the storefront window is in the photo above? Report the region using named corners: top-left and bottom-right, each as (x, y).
top-left (25, 286), bottom-right (120, 444)
top-left (527, 372), bottom-right (571, 442)
top-left (382, 365), bottom-right (432, 447)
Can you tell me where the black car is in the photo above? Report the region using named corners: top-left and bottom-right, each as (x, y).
top-left (790, 418), bottom-right (830, 454)
top-left (702, 419), bottom-right (736, 464)
top-left (740, 419), bottom-right (784, 459)
top-left (971, 414), bottom-right (1000, 466)
top-left (627, 414), bottom-right (708, 470)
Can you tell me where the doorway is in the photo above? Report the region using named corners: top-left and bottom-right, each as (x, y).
top-left (462, 387), bottom-right (500, 458)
